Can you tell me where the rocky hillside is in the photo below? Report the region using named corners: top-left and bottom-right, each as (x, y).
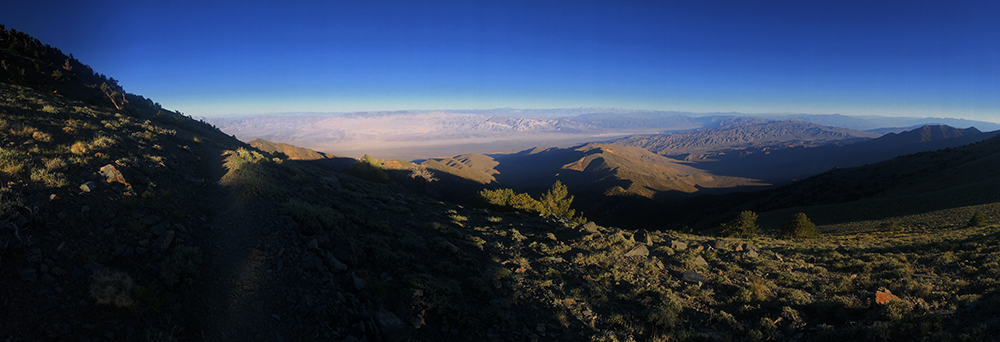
top-left (419, 142), bottom-right (767, 228)
top-left (696, 124), bottom-right (999, 183)
top-left (248, 138), bottom-right (328, 160)
top-left (6, 26), bottom-right (1000, 342)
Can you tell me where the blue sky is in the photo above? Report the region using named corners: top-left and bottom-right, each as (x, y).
top-left (3, 1), bottom-right (999, 121)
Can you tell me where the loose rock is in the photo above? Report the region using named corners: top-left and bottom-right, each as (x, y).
top-left (682, 271), bottom-right (705, 283)
top-left (670, 240), bottom-right (688, 251)
top-left (79, 181), bottom-right (97, 192)
top-left (153, 231), bottom-right (175, 252)
top-left (624, 245), bottom-right (649, 257)
top-left (693, 255), bottom-right (708, 267)
top-left (579, 222), bottom-right (600, 234)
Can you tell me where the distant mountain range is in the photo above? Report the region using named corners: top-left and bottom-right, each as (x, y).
top-left (418, 121), bottom-right (998, 229)
top-left (205, 111), bottom-right (1000, 160)
top-left (611, 121), bottom-right (998, 183)
top-left (609, 118), bottom-right (880, 157)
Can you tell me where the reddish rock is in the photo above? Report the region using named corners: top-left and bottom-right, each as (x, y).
top-left (875, 288), bottom-right (899, 305)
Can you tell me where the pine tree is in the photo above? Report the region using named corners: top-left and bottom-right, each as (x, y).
top-left (539, 181), bottom-right (575, 219)
top-left (717, 211), bottom-right (759, 238)
top-left (969, 210), bottom-right (987, 227)
top-left (780, 213), bottom-right (818, 239)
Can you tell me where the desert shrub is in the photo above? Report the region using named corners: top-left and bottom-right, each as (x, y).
top-left (969, 210), bottom-right (987, 227)
top-left (717, 210), bottom-right (760, 238)
top-left (350, 154), bottom-right (389, 182)
top-left (781, 288), bottom-right (814, 306)
top-left (91, 134), bottom-right (118, 149)
top-left (164, 245), bottom-right (202, 287)
top-left (90, 268), bottom-right (135, 307)
top-left (732, 279), bottom-right (772, 303)
top-left (31, 130), bottom-right (51, 142)
top-left (283, 199), bottom-right (346, 234)
top-left (69, 142), bottom-right (88, 155)
top-left (30, 168), bottom-right (67, 187)
top-left (44, 157), bottom-right (67, 171)
top-left (409, 164), bottom-right (438, 182)
top-left (0, 148), bottom-right (28, 177)
top-left (780, 213), bottom-right (818, 239)
top-left (880, 299), bottom-right (914, 321)
top-left (221, 148), bottom-right (281, 197)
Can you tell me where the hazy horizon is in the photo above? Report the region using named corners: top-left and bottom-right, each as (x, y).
top-left (204, 108), bottom-right (1000, 125)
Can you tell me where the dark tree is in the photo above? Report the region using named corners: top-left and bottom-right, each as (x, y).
top-left (780, 212), bottom-right (818, 239)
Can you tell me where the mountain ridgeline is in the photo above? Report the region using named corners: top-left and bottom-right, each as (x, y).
top-left (418, 119), bottom-right (998, 229)
top-left (6, 26), bottom-right (1000, 341)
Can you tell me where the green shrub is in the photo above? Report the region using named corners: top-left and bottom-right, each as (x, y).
top-left (350, 154), bottom-right (389, 182)
top-left (717, 210), bottom-right (760, 238)
top-left (221, 148), bottom-right (282, 197)
top-left (644, 290), bottom-right (682, 329)
top-left (478, 188), bottom-right (541, 213)
top-left (780, 212), bottom-right (818, 239)
top-left (478, 181), bottom-right (585, 222)
top-left (880, 299), bottom-right (914, 321)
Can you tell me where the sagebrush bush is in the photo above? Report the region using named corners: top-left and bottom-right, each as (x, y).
top-left (69, 142), bottom-right (88, 155)
top-left (44, 157), bottom-right (67, 171)
top-left (91, 134), bottom-right (117, 149)
top-left (0, 148), bottom-right (27, 177)
top-left (31, 130), bottom-right (51, 142)
top-left (30, 168), bottom-right (67, 187)
top-left (645, 290), bottom-right (682, 328)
